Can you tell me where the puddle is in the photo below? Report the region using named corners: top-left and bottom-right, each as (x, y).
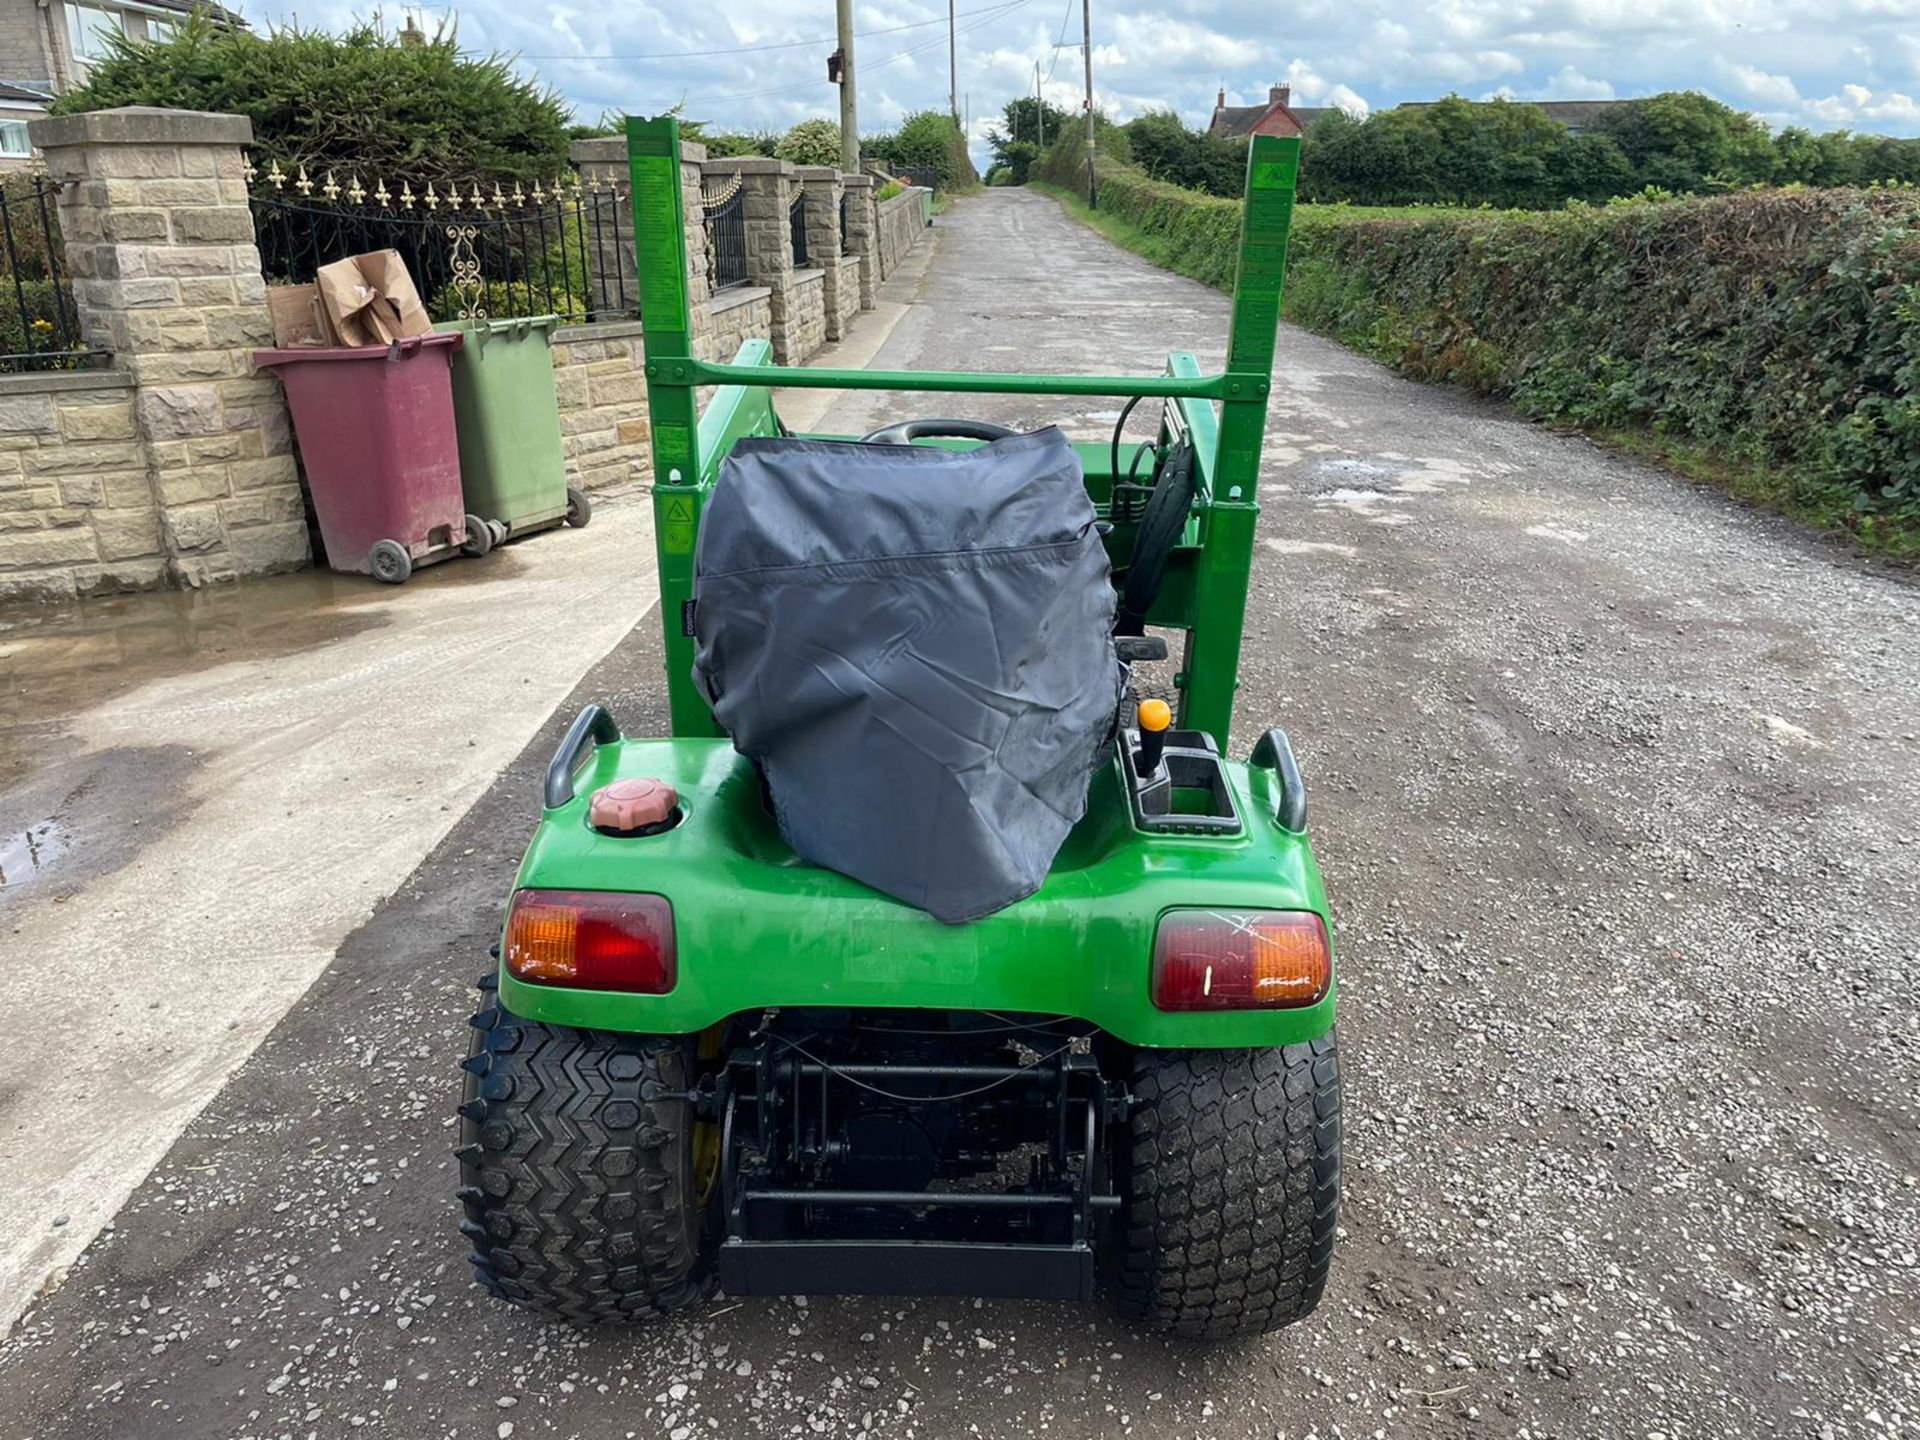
top-left (0, 567), bottom-right (413, 789)
top-left (1315, 487), bottom-right (1411, 508)
top-left (0, 817), bottom-right (65, 889)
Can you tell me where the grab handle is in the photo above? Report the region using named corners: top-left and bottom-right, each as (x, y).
top-left (544, 704), bottom-right (621, 808)
top-left (1249, 727), bottom-right (1308, 832)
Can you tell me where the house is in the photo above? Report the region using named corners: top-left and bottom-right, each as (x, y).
top-left (1209, 88), bottom-right (1638, 148)
top-left (1208, 85), bottom-right (1322, 141)
top-left (0, 0), bottom-right (244, 166)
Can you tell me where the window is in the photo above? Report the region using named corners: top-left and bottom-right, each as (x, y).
top-left (65, 3), bottom-right (126, 65)
top-left (0, 122), bottom-right (30, 158)
top-left (145, 16), bottom-right (176, 42)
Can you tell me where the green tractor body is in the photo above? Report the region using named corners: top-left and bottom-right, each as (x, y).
top-left (459, 119), bottom-right (1343, 1337)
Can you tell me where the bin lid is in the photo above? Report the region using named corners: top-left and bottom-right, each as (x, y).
top-left (253, 331), bottom-right (464, 368)
top-left (433, 315), bottom-right (562, 340)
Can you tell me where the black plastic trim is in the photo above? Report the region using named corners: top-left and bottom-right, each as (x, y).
top-left (1250, 726), bottom-right (1308, 832)
top-left (543, 704), bottom-right (621, 809)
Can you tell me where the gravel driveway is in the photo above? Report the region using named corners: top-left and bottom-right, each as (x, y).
top-left (1, 188), bottom-right (1914, 1440)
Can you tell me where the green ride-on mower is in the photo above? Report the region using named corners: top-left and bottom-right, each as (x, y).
top-left (457, 119), bottom-right (1340, 1340)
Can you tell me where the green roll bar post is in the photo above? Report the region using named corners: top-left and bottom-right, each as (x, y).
top-left (627, 115), bottom-right (1299, 751)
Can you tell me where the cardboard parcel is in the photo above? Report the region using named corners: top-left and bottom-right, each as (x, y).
top-left (312, 249), bottom-right (434, 346)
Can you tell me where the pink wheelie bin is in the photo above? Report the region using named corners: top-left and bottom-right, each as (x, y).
top-left (254, 332), bottom-right (479, 583)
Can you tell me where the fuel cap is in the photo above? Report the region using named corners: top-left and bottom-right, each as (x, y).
top-left (589, 777), bottom-right (680, 836)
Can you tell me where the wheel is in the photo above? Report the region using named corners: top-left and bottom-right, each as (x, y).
top-left (460, 514), bottom-right (493, 557)
top-left (1111, 1035), bottom-right (1341, 1338)
top-left (489, 519), bottom-right (509, 547)
top-left (368, 539), bottom-right (412, 584)
top-left (565, 486), bottom-right (592, 528)
top-left (457, 988), bottom-right (715, 1322)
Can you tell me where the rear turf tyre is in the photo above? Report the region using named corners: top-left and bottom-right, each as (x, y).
top-left (457, 989), bottom-right (713, 1322)
top-left (1113, 1035), bottom-right (1341, 1339)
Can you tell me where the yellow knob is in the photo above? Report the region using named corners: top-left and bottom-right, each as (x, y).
top-left (1138, 699), bottom-right (1171, 733)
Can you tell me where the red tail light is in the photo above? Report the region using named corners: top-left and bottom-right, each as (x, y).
top-left (1150, 910), bottom-right (1331, 1011)
top-left (504, 889), bottom-right (676, 994)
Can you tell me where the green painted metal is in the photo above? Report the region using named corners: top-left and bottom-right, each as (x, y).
top-left (1183, 133), bottom-right (1299, 747)
top-left (683, 359), bottom-right (1240, 400)
top-left (503, 734), bottom-right (1334, 1048)
top-left (433, 315), bottom-right (568, 534)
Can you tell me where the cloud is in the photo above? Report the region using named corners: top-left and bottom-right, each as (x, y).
top-left (232, 0), bottom-right (1920, 165)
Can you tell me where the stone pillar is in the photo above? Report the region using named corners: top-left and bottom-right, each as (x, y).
top-left (30, 106), bottom-right (307, 587)
top-left (703, 157), bottom-right (799, 363)
top-left (794, 165), bottom-right (848, 340)
top-left (841, 173), bottom-right (878, 310)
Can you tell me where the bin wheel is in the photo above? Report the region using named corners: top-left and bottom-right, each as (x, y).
top-left (565, 487), bottom-right (592, 528)
top-left (368, 540), bottom-right (413, 585)
top-left (461, 515), bottom-right (493, 558)
top-left (489, 519), bottom-right (510, 548)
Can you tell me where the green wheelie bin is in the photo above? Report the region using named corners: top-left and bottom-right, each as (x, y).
top-left (434, 315), bottom-right (590, 551)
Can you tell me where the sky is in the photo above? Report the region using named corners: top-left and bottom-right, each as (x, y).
top-left (246, 0), bottom-right (1920, 164)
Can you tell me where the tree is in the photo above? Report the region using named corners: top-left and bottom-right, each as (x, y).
top-left (775, 119), bottom-right (843, 168)
top-left (1587, 91), bottom-right (1774, 192)
top-left (51, 16), bottom-right (572, 189)
top-left (886, 110), bottom-right (979, 187)
top-left (986, 96), bottom-right (1073, 181)
top-left (1122, 109), bottom-right (1246, 197)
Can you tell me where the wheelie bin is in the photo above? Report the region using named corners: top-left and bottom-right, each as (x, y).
top-left (434, 315), bottom-right (590, 545)
top-left (254, 332), bottom-right (484, 584)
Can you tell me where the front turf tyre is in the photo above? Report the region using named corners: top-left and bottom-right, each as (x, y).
top-left (457, 989), bottom-right (713, 1322)
top-left (1113, 1035), bottom-right (1341, 1339)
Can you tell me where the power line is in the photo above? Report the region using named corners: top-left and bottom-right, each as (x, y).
top-left (676, 0), bottom-right (1037, 110)
top-left (1041, 0), bottom-right (1075, 85)
top-left (517, 0), bottom-right (1023, 63)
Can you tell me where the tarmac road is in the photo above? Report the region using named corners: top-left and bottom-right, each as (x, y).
top-left (1, 188), bottom-right (1916, 1440)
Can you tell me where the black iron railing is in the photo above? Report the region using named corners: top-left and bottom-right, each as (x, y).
top-left (705, 182), bottom-right (747, 291)
top-left (249, 172), bottom-right (637, 323)
top-left (0, 178), bottom-right (102, 373)
top-left (790, 191), bottom-right (810, 268)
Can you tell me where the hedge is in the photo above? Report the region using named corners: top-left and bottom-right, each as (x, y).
top-left (1039, 158), bottom-right (1920, 539)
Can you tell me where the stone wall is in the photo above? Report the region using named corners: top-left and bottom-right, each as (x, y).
top-left (550, 319), bottom-right (651, 493)
top-left (13, 106), bottom-right (307, 601)
top-left (877, 187), bottom-right (931, 280)
top-left (788, 271), bottom-right (827, 363)
top-left (0, 372), bottom-right (164, 601)
top-left (709, 286), bottom-right (774, 363)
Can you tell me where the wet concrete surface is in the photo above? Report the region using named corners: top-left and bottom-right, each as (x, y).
top-left (0, 501), bottom-right (661, 1333)
top-left (2, 190), bottom-right (1919, 1440)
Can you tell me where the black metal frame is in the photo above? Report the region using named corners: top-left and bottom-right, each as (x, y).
top-left (0, 178), bottom-right (103, 373)
top-left (250, 180), bottom-right (638, 323)
top-left (706, 1009), bottom-right (1127, 1299)
top-left (789, 191), bottom-right (810, 268)
top-left (705, 187), bottom-right (748, 291)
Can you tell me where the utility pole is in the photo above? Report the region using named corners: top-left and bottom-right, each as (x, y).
top-left (948, 0), bottom-right (959, 124)
top-left (835, 0), bottom-right (858, 173)
top-left (1080, 0), bottom-right (1097, 207)
top-left (1035, 60), bottom-right (1045, 147)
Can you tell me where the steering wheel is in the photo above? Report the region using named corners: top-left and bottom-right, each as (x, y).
top-left (858, 418), bottom-right (1019, 446)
